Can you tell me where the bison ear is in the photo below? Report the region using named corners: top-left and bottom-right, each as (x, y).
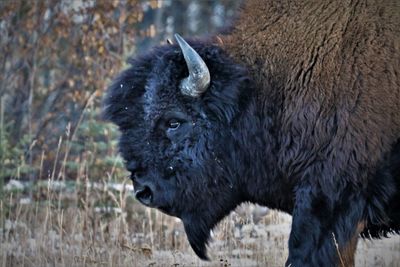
top-left (102, 56), bottom-right (152, 129)
top-left (203, 66), bottom-right (251, 124)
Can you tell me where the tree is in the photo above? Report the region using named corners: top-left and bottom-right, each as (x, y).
top-left (0, 0), bottom-right (238, 183)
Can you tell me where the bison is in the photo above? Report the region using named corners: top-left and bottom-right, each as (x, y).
top-left (103, 1), bottom-right (400, 266)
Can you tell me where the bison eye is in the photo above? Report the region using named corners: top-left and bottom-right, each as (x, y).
top-left (161, 112), bottom-right (191, 141)
top-left (167, 119), bottom-right (181, 130)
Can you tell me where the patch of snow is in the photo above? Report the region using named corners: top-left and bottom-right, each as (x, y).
top-left (4, 180), bottom-right (26, 191)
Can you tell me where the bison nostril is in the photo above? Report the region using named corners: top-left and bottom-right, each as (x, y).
top-left (135, 186), bottom-right (153, 205)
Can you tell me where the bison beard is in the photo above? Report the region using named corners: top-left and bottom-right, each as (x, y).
top-left (103, 1), bottom-right (400, 266)
top-left (182, 216), bottom-right (211, 260)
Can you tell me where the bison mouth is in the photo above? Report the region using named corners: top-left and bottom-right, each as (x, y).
top-left (135, 186), bottom-right (153, 206)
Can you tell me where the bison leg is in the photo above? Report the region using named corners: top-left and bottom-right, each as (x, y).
top-left (338, 222), bottom-right (365, 267)
top-left (286, 183), bottom-right (365, 267)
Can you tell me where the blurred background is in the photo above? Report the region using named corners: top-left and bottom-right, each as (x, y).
top-left (0, 1), bottom-right (399, 266)
top-left (0, 0), bottom-right (240, 187)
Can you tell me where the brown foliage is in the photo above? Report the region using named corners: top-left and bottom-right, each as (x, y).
top-left (0, 0), bottom-right (145, 179)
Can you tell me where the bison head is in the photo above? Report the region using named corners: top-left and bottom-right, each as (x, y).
top-left (103, 35), bottom-right (261, 259)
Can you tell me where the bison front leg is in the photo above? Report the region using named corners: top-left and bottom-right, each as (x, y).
top-left (286, 183), bottom-right (365, 267)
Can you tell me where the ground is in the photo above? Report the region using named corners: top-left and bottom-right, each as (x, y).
top-left (1, 180), bottom-right (399, 267)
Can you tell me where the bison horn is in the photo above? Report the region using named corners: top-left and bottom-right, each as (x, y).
top-left (175, 34), bottom-right (210, 97)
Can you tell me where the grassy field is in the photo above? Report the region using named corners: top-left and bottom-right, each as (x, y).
top-left (1, 178), bottom-right (399, 267)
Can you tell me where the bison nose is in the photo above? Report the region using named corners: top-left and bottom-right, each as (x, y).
top-left (127, 161), bottom-right (146, 181)
top-left (134, 181), bottom-right (154, 206)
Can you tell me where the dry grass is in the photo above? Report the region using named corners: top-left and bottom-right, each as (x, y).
top-left (0, 178), bottom-right (285, 267)
top-left (1, 177), bottom-right (399, 267)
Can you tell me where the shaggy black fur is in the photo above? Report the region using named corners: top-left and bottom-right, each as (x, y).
top-left (362, 140), bottom-right (400, 238)
top-left (104, 42), bottom-right (254, 259)
top-left (103, 39), bottom-right (400, 266)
